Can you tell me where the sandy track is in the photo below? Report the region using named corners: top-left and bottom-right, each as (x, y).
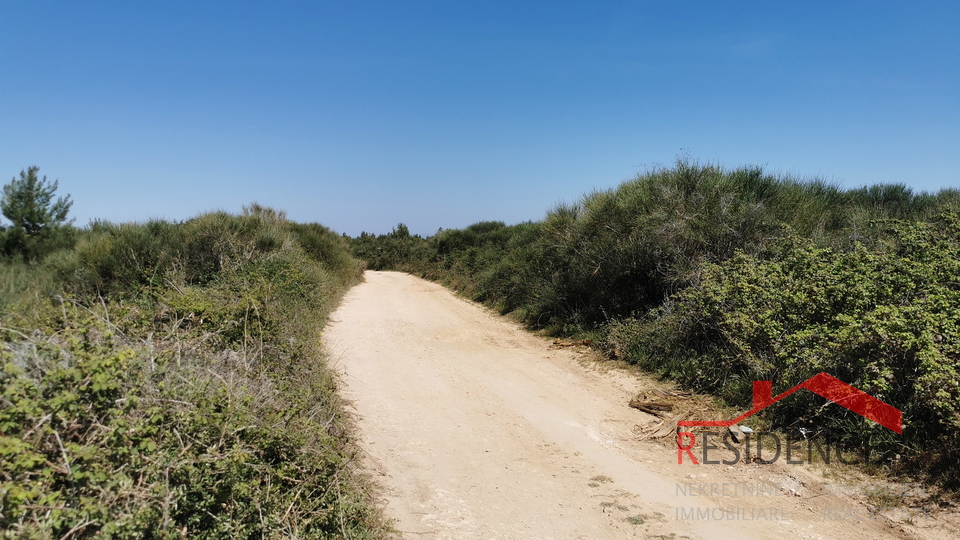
top-left (324, 271), bottom-right (952, 540)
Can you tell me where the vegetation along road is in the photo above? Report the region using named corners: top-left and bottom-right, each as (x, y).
top-left (325, 271), bottom-right (959, 540)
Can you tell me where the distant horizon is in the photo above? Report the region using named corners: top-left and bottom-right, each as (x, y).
top-left (3, 1), bottom-right (957, 237)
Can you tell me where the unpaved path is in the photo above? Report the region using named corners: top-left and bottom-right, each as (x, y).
top-left (324, 271), bottom-right (956, 540)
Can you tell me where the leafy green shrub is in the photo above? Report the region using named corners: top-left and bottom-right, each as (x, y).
top-left (609, 215), bottom-right (960, 484)
top-left (1, 207), bottom-right (385, 538)
top-left (350, 223), bottom-right (427, 272)
top-left (55, 220), bottom-right (185, 297)
top-left (357, 160), bottom-right (960, 333)
top-left (288, 222), bottom-right (364, 284)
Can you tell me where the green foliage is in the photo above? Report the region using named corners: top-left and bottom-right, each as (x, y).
top-left (355, 160), bottom-right (960, 332)
top-left (608, 215), bottom-right (960, 484)
top-left (0, 261), bottom-right (61, 312)
top-left (287, 222), bottom-right (365, 285)
top-left (1, 207), bottom-right (385, 538)
top-left (1, 167), bottom-right (75, 262)
top-left (350, 223), bottom-right (428, 271)
top-left (53, 207), bottom-right (364, 300)
top-left (350, 159), bottom-right (960, 488)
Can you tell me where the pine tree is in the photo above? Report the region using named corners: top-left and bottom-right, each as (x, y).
top-left (1, 166), bottom-right (74, 262)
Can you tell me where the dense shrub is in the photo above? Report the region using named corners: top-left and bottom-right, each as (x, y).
top-left (357, 160), bottom-right (960, 331)
top-left (605, 215), bottom-right (960, 483)
top-left (1, 207), bottom-right (383, 538)
top-left (350, 223), bottom-right (428, 272)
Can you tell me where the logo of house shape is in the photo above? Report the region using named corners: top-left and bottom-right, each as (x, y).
top-left (678, 372), bottom-right (902, 434)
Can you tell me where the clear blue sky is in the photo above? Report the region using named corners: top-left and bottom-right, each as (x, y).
top-left (2, 1), bottom-right (958, 236)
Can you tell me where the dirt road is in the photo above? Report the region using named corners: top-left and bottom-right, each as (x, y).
top-left (324, 271), bottom-right (954, 539)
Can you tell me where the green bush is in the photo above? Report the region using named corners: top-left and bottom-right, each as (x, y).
top-left (1, 207), bottom-right (385, 538)
top-left (604, 215), bottom-right (960, 484)
top-left (350, 223), bottom-right (426, 272)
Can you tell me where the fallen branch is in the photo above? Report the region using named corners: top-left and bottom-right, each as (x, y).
top-left (629, 399), bottom-right (674, 417)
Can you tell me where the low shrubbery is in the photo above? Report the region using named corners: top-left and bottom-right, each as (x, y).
top-left (1, 206), bottom-right (382, 538)
top-left (605, 215), bottom-right (960, 483)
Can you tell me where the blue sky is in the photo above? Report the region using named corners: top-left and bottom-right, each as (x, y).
top-left (2, 1), bottom-right (958, 236)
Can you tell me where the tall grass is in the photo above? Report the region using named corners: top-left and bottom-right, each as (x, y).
top-left (0, 261), bottom-right (60, 312)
